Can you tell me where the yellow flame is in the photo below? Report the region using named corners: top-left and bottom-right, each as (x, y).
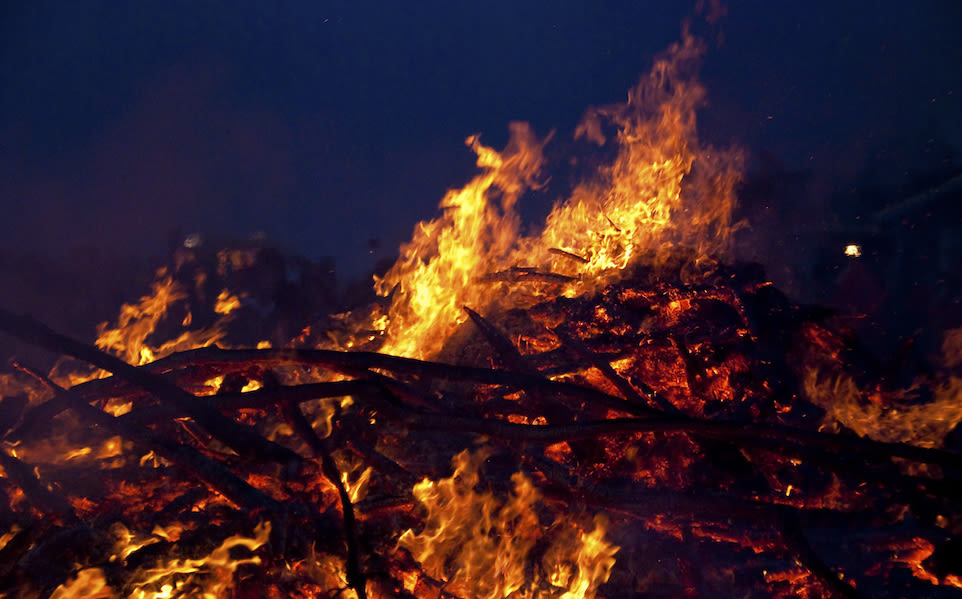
top-left (375, 123), bottom-right (547, 359)
top-left (0, 526), bottom-right (19, 552)
top-left (131, 521), bottom-right (270, 597)
top-left (200, 375), bottom-right (225, 396)
top-left (240, 379), bottom-right (263, 393)
top-left (8, 431), bottom-right (129, 471)
top-left (64, 446), bottom-right (93, 461)
top-left (104, 398), bottom-right (134, 416)
top-left (89, 268), bottom-right (233, 375)
top-left (342, 465), bottom-right (373, 504)
top-left (214, 289), bottom-right (243, 315)
top-left (538, 33), bottom-right (740, 281)
top-left (94, 271), bottom-right (188, 367)
top-left (49, 522), bottom-right (271, 599)
top-left (398, 449), bottom-right (617, 598)
top-left (49, 568), bottom-right (113, 599)
top-left (373, 32), bottom-right (741, 360)
top-left (557, 516), bottom-right (620, 599)
top-left (151, 523), bottom-right (185, 543)
top-left (111, 522), bottom-right (162, 562)
top-left (803, 369), bottom-right (962, 448)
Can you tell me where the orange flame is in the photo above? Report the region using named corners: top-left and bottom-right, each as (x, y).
top-left (398, 449), bottom-right (617, 598)
top-left (373, 31), bottom-right (741, 360)
top-left (375, 123), bottom-right (548, 359)
top-left (48, 522), bottom-right (271, 599)
top-left (94, 271), bottom-right (190, 367)
top-left (803, 326), bottom-right (962, 449)
top-left (537, 32), bottom-right (742, 280)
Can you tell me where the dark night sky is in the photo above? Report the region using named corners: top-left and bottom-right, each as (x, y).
top-left (2, 0), bottom-right (960, 278)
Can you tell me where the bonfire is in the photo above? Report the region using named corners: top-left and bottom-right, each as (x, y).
top-left (1, 30), bottom-right (960, 599)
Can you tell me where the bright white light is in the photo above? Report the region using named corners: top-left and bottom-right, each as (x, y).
top-left (844, 244), bottom-right (862, 258)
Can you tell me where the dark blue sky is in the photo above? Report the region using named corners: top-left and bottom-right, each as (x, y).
top-left (2, 1), bottom-right (959, 277)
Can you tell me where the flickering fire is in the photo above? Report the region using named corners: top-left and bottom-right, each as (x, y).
top-left (84, 271), bottom-right (236, 376)
top-left (397, 449), bottom-right (617, 598)
top-left (2, 22), bottom-right (961, 599)
top-left (48, 522), bottom-right (270, 599)
top-left (375, 32), bottom-right (741, 362)
top-left (373, 123), bottom-right (547, 360)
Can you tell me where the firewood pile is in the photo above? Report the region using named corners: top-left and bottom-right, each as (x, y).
top-left (1, 255), bottom-right (961, 599)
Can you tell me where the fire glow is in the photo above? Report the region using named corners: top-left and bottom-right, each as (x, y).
top-left (1, 25), bottom-right (961, 599)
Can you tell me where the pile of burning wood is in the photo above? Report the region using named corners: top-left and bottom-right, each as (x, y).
top-left (1, 252), bottom-right (960, 599)
top-left (4, 25), bottom-right (962, 599)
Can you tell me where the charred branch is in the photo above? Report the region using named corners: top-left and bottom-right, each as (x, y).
top-left (0, 449), bottom-right (76, 523)
top-left (14, 363), bottom-right (284, 517)
top-left (400, 412), bottom-right (962, 476)
top-left (775, 506), bottom-right (864, 599)
top-left (118, 380), bottom-right (381, 428)
top-left (0, 308), bottom-right (303, 469)
top-left (282, 402), bottom-right (367, 599)
top-left (136, 346), bottom-right (664, 417)
top-left (556, 328), bottom-right (681, 415)
top-left (477, 266), bottom-right (577, 284)
top-left (463, 306), bottom-right (539, 375)
top-left (548, 247), bottom-right (590, 263)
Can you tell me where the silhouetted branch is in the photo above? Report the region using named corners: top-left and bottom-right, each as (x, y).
top-left (0, 308), bottom-right (303, 468)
